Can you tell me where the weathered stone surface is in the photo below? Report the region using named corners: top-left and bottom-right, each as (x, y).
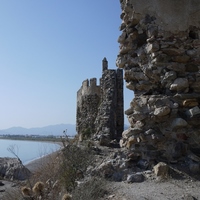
top-left (121, 0), bottom-right (200, 31)
top-left (77, 58), bottom-right (124, 144)
top-left (162, 48), bottom-right (183, 56)
top-left (172, 55), bottom-right (190, 63)
top-left (188, 106), bottom-right (200, 117)
top-left (99, 135), bottom-right (111, 147)
top-left (162, 71), bottom-right (177, 83)
top-left (0, 158), bottom-right (31, 180)
top-left (146, 42), bottom-right (159, 53)
top-left (170, 78), bottom-right (189, 92)
top-left (153, 162), bottom-right (169, 177)
top-left (127, 136), bottom-right (137, 148)
top-left (116, 55), bottom-right (126, 68)
top-left (127, 172), bottom-right (144, 183)
top-left (183, 99), bottom-right (199, 107)
top-left (154, 106), bottom-right (170, 117)
top-left (172, 118), bottom-right (188, 129)
top-left (117, 0), bottom-right (200, 169)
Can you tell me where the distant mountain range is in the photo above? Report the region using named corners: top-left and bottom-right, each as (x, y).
top-left (0, 124), bottom-right (76, 137)
top-left (0, 124), bottom-right (130, 137)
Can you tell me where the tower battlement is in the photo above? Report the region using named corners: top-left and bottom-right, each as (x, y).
top-left (76, 58), bottom-right (124, 144)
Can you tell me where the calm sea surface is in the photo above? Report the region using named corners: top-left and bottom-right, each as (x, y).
top-left (0, 139), bottom-right (61, 164)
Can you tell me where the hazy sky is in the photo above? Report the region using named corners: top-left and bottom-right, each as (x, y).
top-left (0, 0), bottom-right (133, 130)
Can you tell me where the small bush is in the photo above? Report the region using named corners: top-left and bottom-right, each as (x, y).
top-left (59, 143), bottom-right (94, 192)
top-left (2, 135), bottom-right (97, 200)
top-left (62, 193), bottom-right (72, 200)
top-left (32, 181), bottom-right (44, 196)
top-left (72, 177), bottom-right (108, 200)
top-left (21, 186), bottom-right (32, 197)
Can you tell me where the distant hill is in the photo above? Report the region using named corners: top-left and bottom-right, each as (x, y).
top-left (0, 124), bottom-right (130, 137)
top-left (0, 124), bottom-right (76, 136)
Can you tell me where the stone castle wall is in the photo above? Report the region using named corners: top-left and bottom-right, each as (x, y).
top-left (117, 0), bottom-right (200, 167)
top-left (76, 78), bottom-right (101, 138)
top-left (76, 58), bottom-right (124, 144)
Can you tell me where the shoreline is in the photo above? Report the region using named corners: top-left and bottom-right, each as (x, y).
top-left (23, 141), bottom-right (63, 169)
top-left (0, 139), bottom-right (63, 165)
top-left (25, 149), bottom-right (62, 172)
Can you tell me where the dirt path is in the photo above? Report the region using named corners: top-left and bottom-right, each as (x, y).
top-left (103, 178), bottom-right (200, 200)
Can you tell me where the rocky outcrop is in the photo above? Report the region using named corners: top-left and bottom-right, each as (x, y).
top-left (117, 0), bottom-right (200, 170)
top-left (0, 157), bottom-right (31, 180)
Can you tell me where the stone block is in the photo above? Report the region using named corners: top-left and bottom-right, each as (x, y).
top-left (127, 172), bottom-right (144, 183)
top-left (172, 55), bottom-right (190, 63)
top-left (183, 99), bottom-right (198, 107)
top-left (167, 63), bottom-right (186, 72)
top-left (137, 159), bottom-right (149, 170)
top-left (122, 129), bottom-right (133, 139)
top-left (185, 64), bottom-right (199, 72)
top-left (170, 78), bottom-right (189, 92)
top-left (188, 106), bottom-right (200, 117)
top-left (116, 55), bottom-right (126, 68)
top-left (154, 106), bottom-right (170, 117)
top-left (146, 42), bottom-right (159, 53)
top-left (163, 71), bottom-right (177, 82)
top-left (127, 152), bottom-right (141, 161)
top-left (119, 138), bottom-right (127, 148)
top-left (162, 48), bottom-right (183, 56)
top-left (127, 136), bottom-right (137, 148)
top-left (172, 118), bottom-right (188, 129)
top-left (191, 81), bottom-right (200, 93)
top-left (125, 107), bottom-right (134, 115)
top-left (153, 162), bottom-right (169, 177)
top-left (99, 135), bottom-right (111, 147)
top-left (118, 32), bottom-right (127, 43)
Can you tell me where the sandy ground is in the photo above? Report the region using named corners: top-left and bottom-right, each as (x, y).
top-left (103, 178), bottom-right (200, 200)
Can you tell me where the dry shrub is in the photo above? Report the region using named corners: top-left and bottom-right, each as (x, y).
top-left (21, 186), bottom-right (32, 197)
top-left (28, 151), bottom-right (62, 199)
top-left (72, 177), bottom-right (108, 200)
top-left (59, 143), bottom-right (94, 192)
top-left (2, 135), bottom-right (96, 200)
top-left (62, 193), bottom-right (72, 200)
top-left (30, 151), bottom-right (61, 183)
top-left (32, 181), bottom-right (44, 196)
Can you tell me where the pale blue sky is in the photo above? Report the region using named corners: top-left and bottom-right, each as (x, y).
top-left (0, 0), bottom-right (133, 129)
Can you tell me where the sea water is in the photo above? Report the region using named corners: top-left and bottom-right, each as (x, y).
top-left (0, 139), bottom-right (61, 164)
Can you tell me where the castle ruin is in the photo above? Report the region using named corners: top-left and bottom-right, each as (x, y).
top-left (117, 0), bottom-right (200, 168)
top-left (76, 58), bottom-right (124, 145)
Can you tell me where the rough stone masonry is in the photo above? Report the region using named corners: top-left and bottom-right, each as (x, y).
top-left (117, 0), bottom-right (200, 170)
top-left (76, 58), bottom-right (124, 145)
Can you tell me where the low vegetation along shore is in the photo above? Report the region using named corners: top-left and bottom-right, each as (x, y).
top-left (0, 134), bottom-right (64, 143)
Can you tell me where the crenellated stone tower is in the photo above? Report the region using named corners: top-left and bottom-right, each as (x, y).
top-left (76, 58), bottom-right (124, 145)
top-left (117, 0), bottom-right (200, 168)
